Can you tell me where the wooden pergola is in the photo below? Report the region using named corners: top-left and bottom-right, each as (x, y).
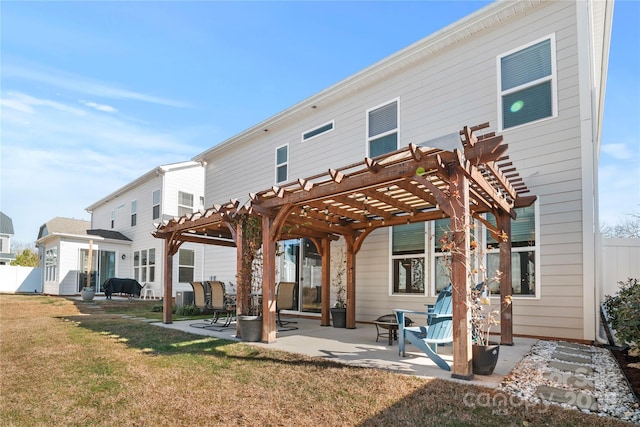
top-left (153, 123), bottom-right (536, 379)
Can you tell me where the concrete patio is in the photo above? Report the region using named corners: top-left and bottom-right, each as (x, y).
top-left (151, 315), bottom-right (537, 388)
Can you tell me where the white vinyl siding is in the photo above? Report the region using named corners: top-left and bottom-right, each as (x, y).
top-left (275, 144), bottom-right (288, 184)
top-left (498, 35), bottom-right (557, 130)
top-left (367, 99), bottom-right (398, 157)
top-left (198, 1), bottom-right (595, 340)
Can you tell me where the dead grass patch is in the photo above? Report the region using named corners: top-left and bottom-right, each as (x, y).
top-left (0, 294), bottom-right (632, 426)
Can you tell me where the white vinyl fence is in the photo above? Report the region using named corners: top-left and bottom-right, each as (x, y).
top-left (600, 238), bottom-right (640, 299)
top-left (0, 266), bottom-right (42, 294)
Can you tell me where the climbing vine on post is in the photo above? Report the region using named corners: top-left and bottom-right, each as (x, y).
top-left (236, 214), bottom-right (263, 316)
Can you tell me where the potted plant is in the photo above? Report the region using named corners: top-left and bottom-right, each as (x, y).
top-left (438, 224), bottom-right (511, 375)
top-left (330, 245), bottom-right (347, 328)
top-left (469, 282), bottom-right (511, 375)
top-left (236, 215), bottom-right (264, 342)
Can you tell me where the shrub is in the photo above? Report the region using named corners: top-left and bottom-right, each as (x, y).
top-left (175, 304), bottom-right (200, 316)
top-left (603, 278), bottom-right (640, 352)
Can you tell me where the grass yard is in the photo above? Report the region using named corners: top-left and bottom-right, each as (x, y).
top-left (0, 294), bottom-right (632, 426)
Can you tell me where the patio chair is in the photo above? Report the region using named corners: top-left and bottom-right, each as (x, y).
top-left (394, 284), bottom-right (453, 371)
top-left (276, 282), bottom-right (298, 331)
top-left (206, 280), bottom-right (236, 329)
top-left (190, 281), bottom-right (211, 310)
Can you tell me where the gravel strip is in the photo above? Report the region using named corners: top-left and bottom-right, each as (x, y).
top-left (500, 340), bottom-right (640, 424)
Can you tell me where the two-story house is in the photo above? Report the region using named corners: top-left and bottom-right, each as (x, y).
top-left (37, 161), bottom-right (205, 297)
top-left (155, 0), bottom-right (613, 346)
top-left (85, 161), bottom-right (206, 298)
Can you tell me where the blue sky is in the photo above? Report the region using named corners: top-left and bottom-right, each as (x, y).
top-left (1, 1), bottom-right (638, 245)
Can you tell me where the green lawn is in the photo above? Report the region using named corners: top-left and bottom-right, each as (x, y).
top-left (0, 294), bottom-right (631, 426)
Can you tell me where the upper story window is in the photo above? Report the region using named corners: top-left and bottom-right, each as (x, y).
top-left (302, 121), bottom-right (334, 142)
top-left (111, 209), bottom-right (115, 229)
top-left (275, 144), bottom-right (288, 184)
top-left (178, 191), bottom-right (194, 217)
top-left (367, 99), bottom-right (398, 158)
top-left (152, 190), bottom-right (161, 220)
top-left (130, 200), bottom-right (137, 227)
top-left (498, 35), bottom-right (556, 130)
top-left (391, 222), bottom-right (425, 295)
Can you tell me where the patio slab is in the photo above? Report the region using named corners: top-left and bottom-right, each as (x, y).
top-left (151, 316), bottom-right (536, 388)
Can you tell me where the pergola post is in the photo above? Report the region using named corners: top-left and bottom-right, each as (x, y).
top-left (235, 221), bottom-right (244, 337)
top-left (450, 166), bottom-right (473, 380)
top-left (345, 236), bottom-right (357, 329)
top-left (163, 241), bottom-right (174, 324)
top-left (498, 211), bottom-right (514, 345)
top-left (262, 215), bottom-right (277, 343)
top-left (321, 238), bottom-right (331, 326)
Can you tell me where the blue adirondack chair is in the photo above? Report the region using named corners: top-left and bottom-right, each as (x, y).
top-left (394, 284), bottom-right (453, 371)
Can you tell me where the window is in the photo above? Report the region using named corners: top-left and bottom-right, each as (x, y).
top-left (367, 99), bottom-right (398, 157)
top-left (178, 249), bottom-right (195, 283)
top-left (391, 222), bottom-right (425, 294)
top-left (275, 144), bottom-right (288, 184)
top-left (130, 200), bottom-right (137, 227)
top-left (302, 121), bottom-right (334, 141)
top-left (152, 190), bottom-right (161, 220)
top-left (133, 248), bottom-right (156, 283)
top-left (498, 35), bottom-right (556, 130)
top-left (432, 219), bottom-right (454, 295)
top-left (111, 209), bottom-right (115, 229)
top-left (45, 247), bottom-right (57, 282)
top-left (178, 191), bottom-right (194, 217)
top-left (485, 205), bottom-right (538, 296)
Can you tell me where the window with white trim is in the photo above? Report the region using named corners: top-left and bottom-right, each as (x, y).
top-left (302, 121), bottom-right (334, 142)
top-left (178, 249), bottom-right (195, 283)
top-left (275, 144), bottom-right (288, 184)
top-left (111, 209), bottom-right (115, 229)
top-left (367, 99), bottom-right (398, 157)
top-left (391, 222), bottom-right (425, 294)
top-left (133, 248), bottom-right (156, 283)
top-left (178, 191), bottom-right (194, 217)
top-left (152, 190), bottom-right (161, 220)
top-left (130, 200), bottom-right (137, 227)
top-left (485, 205), bottom-right (537, 296)
top-left (431, 218), bottom-right (454, 295)
top-left (45, 247), bottom-right (58, 282)
top-left (498, 35), bottom-right (556, 130)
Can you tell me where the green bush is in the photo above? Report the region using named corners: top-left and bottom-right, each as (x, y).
top-left (175, 304), bottom-right (200, 316)
top-left (603, 278), bottom-right (640, 351)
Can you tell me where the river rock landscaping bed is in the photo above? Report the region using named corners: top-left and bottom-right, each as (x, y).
top-left (500, 340), bottom-right (640, 424)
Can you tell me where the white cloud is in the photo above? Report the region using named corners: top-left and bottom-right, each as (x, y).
top-left (601, 143), bottom-right (633, 160)
top-left (0, 90), bottom-right (203, 243)
top-left (3, 63), bottom-right (190, 108)
top-left (81, 100), bottom-right (118, 113)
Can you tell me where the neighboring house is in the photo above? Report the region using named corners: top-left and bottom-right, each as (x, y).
top-left (85, 161), bottom-right (206, 298)
top-left (35, 217), bottom-right (131, 295)
top-left (0, 212), bottom-right (16, 265)
top-left (176, 0), bottom-right (612, 343)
